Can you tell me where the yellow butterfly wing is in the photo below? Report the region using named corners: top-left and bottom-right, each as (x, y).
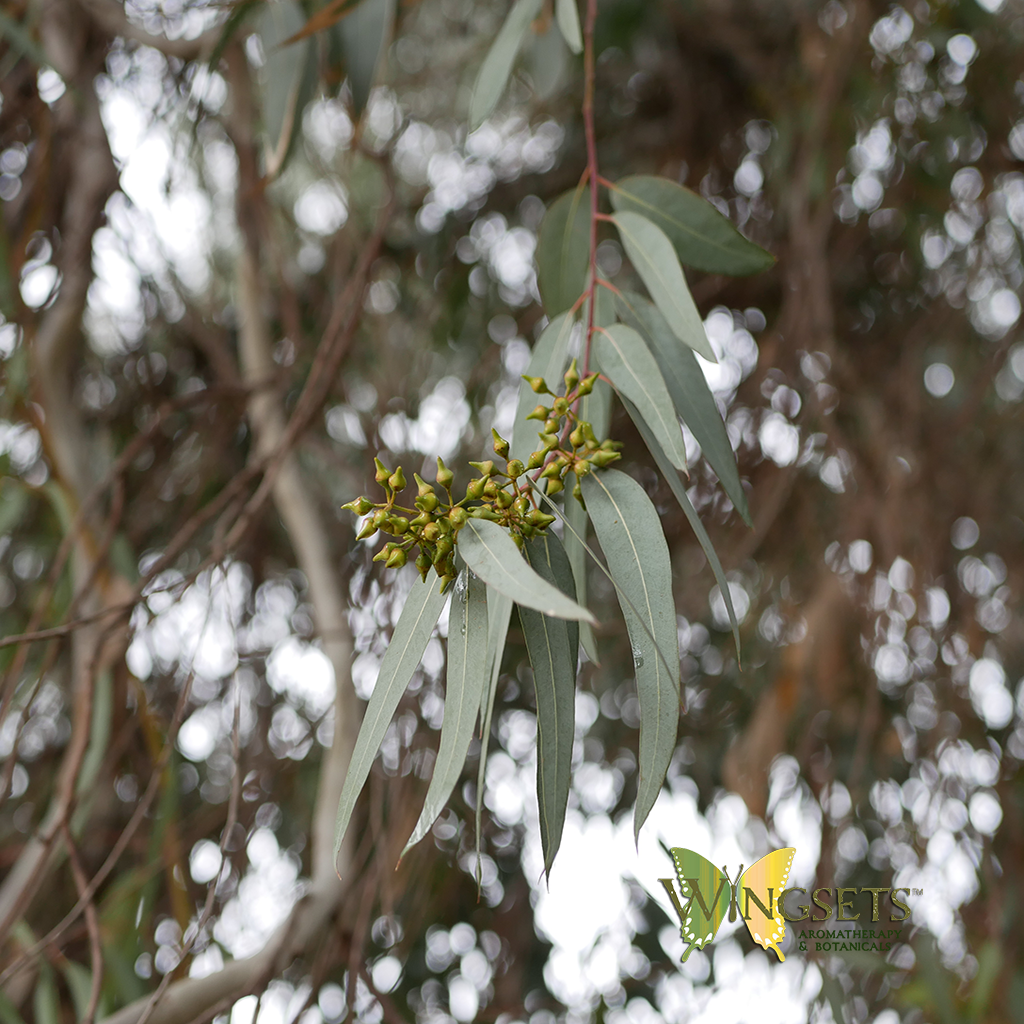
top-left (738, 847), bottom-right (795, 961)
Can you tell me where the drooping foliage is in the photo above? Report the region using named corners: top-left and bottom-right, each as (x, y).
top-left (0, 1), bottom-right (1023, 1023)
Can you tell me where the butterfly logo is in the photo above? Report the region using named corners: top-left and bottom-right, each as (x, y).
top-left (659, 847), bottom-right (795, 963)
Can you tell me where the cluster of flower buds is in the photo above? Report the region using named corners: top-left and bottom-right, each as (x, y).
top-left (341, 359), bottom-right (622, 589)
top-left (521, 358), bottom-right (623, 502)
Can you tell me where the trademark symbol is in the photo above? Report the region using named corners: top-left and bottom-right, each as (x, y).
top-left (912, 889), bottom-right (923, 896)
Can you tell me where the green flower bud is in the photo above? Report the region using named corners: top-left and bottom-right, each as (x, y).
top-left (540, 461), bottom-right (562, 480)
top-left (496, 489), bottom-right (513, 509)
top-left (483, 479), bottom-right (499, 499)
top-left (521, 524), bottom-right (536, 539)
top-left (552, 397), bottom-right (569, 416)
top-left (527, 450), bottom-right (546, 470)
top-left (573, 482), bottom-right (584, 505)
top-left (468, 506), bottom-right (502, 521)
top-left (582, 421), bottom-right (598, 448)
top-left (391, 517), bottom-right (409, 535)
top-left (389, 467), bottom-right (406, 491)
top-left (570, 424), bottom-right (586, 449)
top-left (575, 459), bottom-right (592, 477)
top-left (525, 404), bottom-right (550, 422)
top-left (544, 418), bottom-right (560, 434)
top-left (469, 460), bottom-right (495, 477)
top-left (513, 495), bottom-right (530, 516)
top-left (342, 496), bottom-right (374, 515)
top-left (448, 506), bottom-right (468, 527)
top-left (540, 433), bottom-right (559, 451)
top-left (416, 492), bottom-right (439, 513)
top-left (506, 459), bottom-right (525, 479)
top-left (564, 358), bottom-right (580, 391)
top-left (356, 519), bottom-right (378, 541)
top-left (512, 533), bottom-right (525, 550)
top-left (374, 458), bottom-right (391, 486)
top-left (589, 450), bottom-right (621, 468)
top-left (466, 478), bottom-right (486, 501)
top-left (577, 372), bottom-right (599, 396)
top-left (386, 547), bottom-right (407, 569)
top-left (492, 429), bottom-right (510, 459)
top-left (545, 477), bottom-right (564, 495)
top-left (373, 543), bottom-right (396, 563)
top-left (411, 511), bottom-right (434, 528)
top-left (436, 457), bottom-right (454, 490)
top-left (523, 375), bottom-right (552, 395)
top-left (435, 537), bottom-right (454, 560)
top-left (527, 509), bottom-right (556, 529)
top-left (415, 473), bottom-right (434, 497)
top-left (415, 553), bottom-right (431, 580)
top-left (423, 522), bottom-right (440, 542)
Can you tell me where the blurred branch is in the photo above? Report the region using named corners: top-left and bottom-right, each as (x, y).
top-left (97, 39), bottom-right (393, 1024)
top-left (0, 3), bottom-right (126, 945)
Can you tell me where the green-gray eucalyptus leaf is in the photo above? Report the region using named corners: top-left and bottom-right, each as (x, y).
top-left (611, 210), bottom-right (716, 363)
top-left (594, 323), bottom-right (688, 472)
top-left (403, 570), bottom-right (488, 856)
top-left (476, 586), bottom-right (513, 867)
top-left (522, 532), bottom-right (578, 876)
top-left (563, 374), bottom-right (610, 664)
top-left (536, 185), bottom-right (590, 316)
top-left (336, 0), bottom-right (395, 116)
top-left (581, 469), bottom-right (680, 841)
top-left (555, 0), bottom-right (582, 53)
top-left (459, 519), bottom-right (596, 625)
top-left (621, 394), bottom-right (741, 655)
top-left (616, 290), bottom-right (751, 526)
top-left (609, 175), bottom-right (775, 276)
top-left (469, 0), bottom-right (543, 129)
top-left (259, 0), bottom-right (310, 173)
top-left (333, 574), bottom-right (449, 873)
top-left (564, 476), bottom-right (598, 664)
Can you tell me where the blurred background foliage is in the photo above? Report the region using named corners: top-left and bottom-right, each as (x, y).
top-left (1, 0), bottom-right (1024, 1021)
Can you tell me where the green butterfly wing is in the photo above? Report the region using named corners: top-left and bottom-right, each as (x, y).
top-left (663, 848), bottom-right (731, 962)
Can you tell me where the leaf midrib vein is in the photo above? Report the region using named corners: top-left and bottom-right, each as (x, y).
top-left (592, 476), bottom-right (665, 770)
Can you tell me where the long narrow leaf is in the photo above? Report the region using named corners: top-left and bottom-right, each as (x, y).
top-left (527, 477), bottom-right (677, 687)
top-left (554, 0), bottom-right (582, 53)
top-left (612, 211), bottom-right (717, 363)
top-left (333, 575), bottom-right (449, 872)
top-left (581, 470), bottom-right (680, 841)
top-left (402, 571), bottom-right (488, 856)
top-left (336, 0), bottom-right (395, 116)
top-left (475, 586), bottom-right (513, 872)
top-left (616, 291), bottom-right (751, 526)
top-left (522, 533), bottom-right (578, 876)
top-left (564, 480), bottom-right (598, 664)
top-left (469, 0), bottom-right (543, 129)
top-left (459, 519), bottom-right (596, 624)
top-left (564, 377), bottom-right (611, 664)
top-left (536, 185), bottom-right (591, 316)
top-left (594, 324), bottom-right (688, 472)
top-left (621, 393), bottom-right (741, 656)
top-left (511, 312), bottom-right (574, 465)
top-left (609, 175), bottom-right (775, 276)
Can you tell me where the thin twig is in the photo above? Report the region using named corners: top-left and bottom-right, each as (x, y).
top-left (135, 682), bottom-right (244, 1024)
top-left (60, 821), bottom-right (103, 1024)
top-left (0, 673), bottom-right (197, 988)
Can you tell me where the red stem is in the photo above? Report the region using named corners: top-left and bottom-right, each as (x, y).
top-left (581, 0), bottom-right (599, 376)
